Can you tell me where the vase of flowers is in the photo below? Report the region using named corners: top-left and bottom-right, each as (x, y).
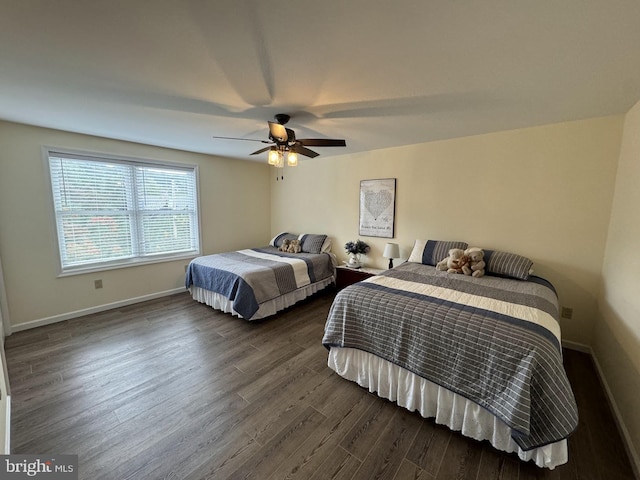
top-left (344, 239), bottom-right (370, 268)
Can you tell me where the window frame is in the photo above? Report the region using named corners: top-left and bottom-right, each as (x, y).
top-left (43, 146), bottom-right (202, 277)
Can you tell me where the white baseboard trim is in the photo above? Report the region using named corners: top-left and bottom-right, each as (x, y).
top-left (563, 341), bottom-right (640, 479)
top-left (11, 288), bottom-right (186, 333)
top-left (561, 339), bottom-right (591, 353)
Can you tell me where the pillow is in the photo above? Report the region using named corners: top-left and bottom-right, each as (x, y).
top-left (483, 250), bottom-right (533, 280)
top-left (320, 237), bottom-right (332, 253)
top-left (408, 239), bottom-right (469, 266)
top-left (270, 232), bottom-right (298, 248)
top-left (298, 234), bottom-right (328, 254)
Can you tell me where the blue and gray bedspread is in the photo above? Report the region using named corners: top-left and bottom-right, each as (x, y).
top-left (322, 262), bottom-right (578, 450)
top-left (186, 247), bottom-right (335, 319)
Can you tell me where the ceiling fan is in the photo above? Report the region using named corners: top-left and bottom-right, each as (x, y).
top-left (212, 113), bottom-right (346, 160)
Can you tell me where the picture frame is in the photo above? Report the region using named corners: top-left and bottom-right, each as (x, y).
top-left (359, 178), bottom-right (396, 238)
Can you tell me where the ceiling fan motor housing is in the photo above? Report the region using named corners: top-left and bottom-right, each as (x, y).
top-left (274, 113), bottom-right (290, 125)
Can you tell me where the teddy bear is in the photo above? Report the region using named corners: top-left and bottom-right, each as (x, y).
top-left (287, 239), bottom-right (302, 253)
top-left (436, 248), bottom-right (468, 274)
top-left (279, 239), bottom-right (291, 252)
top-left (464, 247), bottom-right (486, 277)
top-left (436, 248), bottom-right (461, 271)
top-left (448, 252), bottom-right (470, 274)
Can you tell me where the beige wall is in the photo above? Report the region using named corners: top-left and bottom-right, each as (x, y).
top-left (0, 121), bottom-right (271, 329)
top-left (271, 116), bottom-right (623, 345)
top-left (595, 99), bottom-right (640, 469)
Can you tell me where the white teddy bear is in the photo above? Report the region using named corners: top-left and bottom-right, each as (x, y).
top-left (464, 247), bottom-right (486, 278)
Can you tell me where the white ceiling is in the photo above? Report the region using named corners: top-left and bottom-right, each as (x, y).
top-left (2, 0), bottom-right (640, 162)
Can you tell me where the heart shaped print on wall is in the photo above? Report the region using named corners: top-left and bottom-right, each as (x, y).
top-left (364, 190), bottom-right (393, 220)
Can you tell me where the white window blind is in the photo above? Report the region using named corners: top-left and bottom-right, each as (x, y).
top-left (47, 150), bottom-right (200, 273)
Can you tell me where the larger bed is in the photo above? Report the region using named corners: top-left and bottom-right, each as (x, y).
top-left (322, 240), bottom-right (579, 469)
top-left (186, 233), bottom-right (336, 320)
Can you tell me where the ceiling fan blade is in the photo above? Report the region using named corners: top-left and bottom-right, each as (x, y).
top-left (297, 138), bottom-right (346, 147)
top-left (212, 135), bottom-right (270, 143)
top-left (250, 146), bottom-right (274, 155)
top-left (268, 121), bottom-right (288, 142)
top-left (293, 145), bottom-right (320, 158)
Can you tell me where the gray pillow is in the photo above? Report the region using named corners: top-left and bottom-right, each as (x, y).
top-left (270, 232), bottom-right (298, 248)
top-left (483, 250), bottom-right (533, 280)
top-left (299, 234), bottom-right (328, 254)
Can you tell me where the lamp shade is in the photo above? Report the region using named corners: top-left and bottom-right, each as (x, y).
top-left (383, 243), bottom-right (400, 259)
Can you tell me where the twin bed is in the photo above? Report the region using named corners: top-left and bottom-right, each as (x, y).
top-left (186, 236), bottom-right (578, 469)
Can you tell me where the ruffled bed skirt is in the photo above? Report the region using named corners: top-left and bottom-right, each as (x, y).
top-left (327, 346), bottom-right (567, 469)
top-left (189, 275), bottom-right (335, 320)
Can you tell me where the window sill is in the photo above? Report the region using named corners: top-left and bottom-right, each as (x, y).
top-left (56, 251), bottom-right (200, 277)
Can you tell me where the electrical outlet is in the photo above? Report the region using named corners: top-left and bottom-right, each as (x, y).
top-left (94, 279), bottom-right (103, 289)
top-left (561, 306), bottom-right (573, 319)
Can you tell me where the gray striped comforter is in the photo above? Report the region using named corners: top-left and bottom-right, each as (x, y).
top-left (322, 262), bottom-right (578, 450)
top-left (186, 247), bottom-right (335, 319)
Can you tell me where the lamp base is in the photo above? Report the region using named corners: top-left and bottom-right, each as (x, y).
top-left (388, 259), bottom-right (394, 269)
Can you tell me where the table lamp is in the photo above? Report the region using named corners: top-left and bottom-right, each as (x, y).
top-left (383, 243), bottom-right (400, 269)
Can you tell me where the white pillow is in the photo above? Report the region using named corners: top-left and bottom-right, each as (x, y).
top-left (408, 240), bottom-right (428, 263)
top-left (407, 239), bottom-right (469, 266)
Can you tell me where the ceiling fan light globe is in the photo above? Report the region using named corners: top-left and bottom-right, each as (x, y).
top-left (287, 151), bottom-right (298, 167)
top-left (268, 148), bottom-right (279, 165)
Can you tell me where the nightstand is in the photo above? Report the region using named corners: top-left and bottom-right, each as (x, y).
top-left (335, 266), bottom-right (385, 290)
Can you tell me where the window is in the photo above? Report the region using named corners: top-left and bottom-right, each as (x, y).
top-left (46, 149), bottom-right (200, 274)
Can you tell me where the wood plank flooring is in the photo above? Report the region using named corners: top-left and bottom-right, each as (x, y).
top-left (4, 291), bottom-right (636, 480)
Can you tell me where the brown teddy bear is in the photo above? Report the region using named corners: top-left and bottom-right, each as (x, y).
top-left (448, 252), bottom-right (470, 274)
top-left (287, 239), bottom-right (302, 253)
top-left (279, 239), bottom-right (291, 252)
top-left (436, 248), bottom-right (468, 274)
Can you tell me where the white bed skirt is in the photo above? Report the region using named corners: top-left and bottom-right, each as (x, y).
top-left (189, 275), bottom-right (335, 320)
top-left (327, 347), bottom-right (568, 469)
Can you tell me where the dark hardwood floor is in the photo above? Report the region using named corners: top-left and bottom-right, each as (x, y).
top-left (4, 291), bottom-right (636, 479)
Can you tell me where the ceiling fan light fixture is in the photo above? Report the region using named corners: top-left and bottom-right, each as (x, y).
top-left (272, 149), bottom-right (284, 168)
top-left (268, 147), bottom-right (279, 165)
top-left (287, 151), bottom-right (298, 167)
top-left (215, 113), bottom-right (346, 162)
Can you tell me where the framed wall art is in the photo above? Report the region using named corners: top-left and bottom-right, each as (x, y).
top-left (359, 178), bottom-right (396, 238)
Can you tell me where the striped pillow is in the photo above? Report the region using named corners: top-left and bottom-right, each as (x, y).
top-left (483, 250), bottom-right (533, 280)
top-left (408, 239), bottom-right (469, 266)
top-left (270, 232), bottom-right (298, 248)
top-left (299, 234), bottom-right (328, 254)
